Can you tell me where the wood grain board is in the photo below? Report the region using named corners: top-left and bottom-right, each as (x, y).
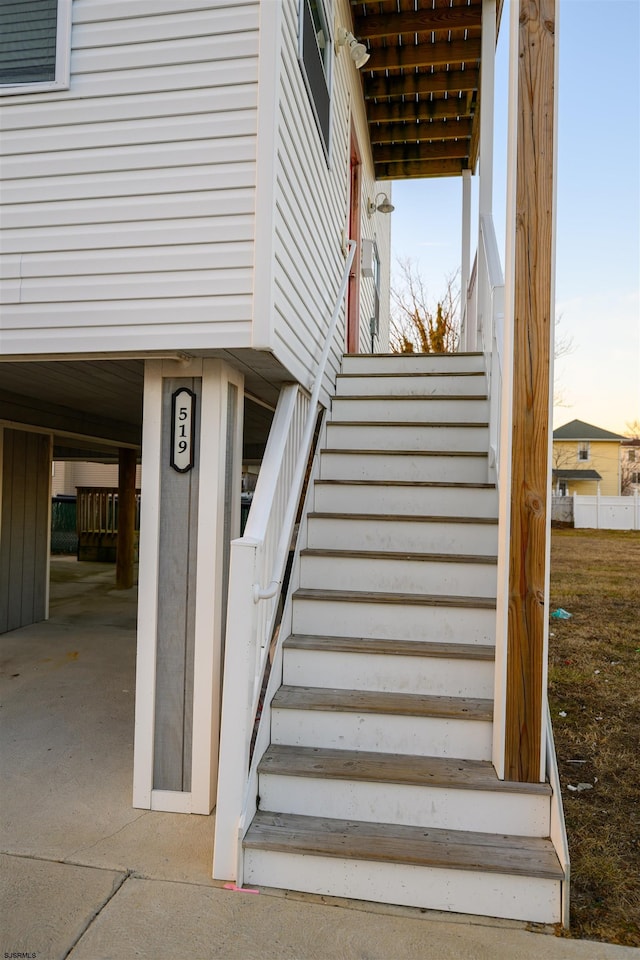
top-left (258, 744), bottom-right (551, 796)
top-left (245, 812), bottom-right (564, 880)
top-left (272, 686), bottom-right (493, 722)
top-left (284, 635), bottom-right (495, 661)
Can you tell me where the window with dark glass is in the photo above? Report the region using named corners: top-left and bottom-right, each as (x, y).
top-left (0, 0), bottom-right (59, 84)
top-left (299, 0), bottom-right (331, 154)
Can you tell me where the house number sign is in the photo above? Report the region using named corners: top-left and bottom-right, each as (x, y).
top-left (171, 388), bottom-right (196, 472)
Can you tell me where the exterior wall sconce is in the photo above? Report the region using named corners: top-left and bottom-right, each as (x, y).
top-left (367, 193), bottom-right (395, 217)
top-left (335, 26), bottom-right (370, 69)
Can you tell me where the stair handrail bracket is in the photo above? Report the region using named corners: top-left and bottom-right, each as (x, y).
top-left (213, 241), bottom-right (357, 882)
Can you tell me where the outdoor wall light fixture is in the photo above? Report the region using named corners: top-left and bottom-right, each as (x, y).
top-left (335, 26), bottom-right (370, 69)
top-left (367, 193), bottom-right (395, 216)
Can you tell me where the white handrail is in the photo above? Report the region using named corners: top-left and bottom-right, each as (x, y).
top-left (480, 213), bottom-right (504, 290)
top-left (213, 240), bottom-right (357, 882)
top-left (546, 703), bottom-right (571, 927)
top-left (464, 215), bottom-right (505, 481)
top-left (251, 239), bottom-right (357, 602)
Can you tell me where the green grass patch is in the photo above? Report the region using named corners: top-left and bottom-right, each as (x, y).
top-left (549, 529), bottom-right (640, 946)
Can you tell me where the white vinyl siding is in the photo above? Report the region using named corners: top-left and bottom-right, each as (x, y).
top-left (0, 1), bottom-right (259, 356)
top-left (268, 0), bottom-right (390, 396)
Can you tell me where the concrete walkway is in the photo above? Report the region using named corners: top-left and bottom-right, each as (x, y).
top-left (1, 559), bottom-right (637, 960)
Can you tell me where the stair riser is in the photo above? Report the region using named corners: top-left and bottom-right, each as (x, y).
top-left (326, 423), bottom-right (489, 452)
top-left (299, 554), bottom-right (497, 598)
top-left (320, 452), bottom-right (489, 483)
top-left (258, 775), bottom-right (550, 837)
top-left (341, 355), bottom-right (485, 375)
top-left (271, 708), bottom-right (493, 760)
top-left (292, 597), bottom-right (496, 645)
top-left (313, 483), bottom-right (498, 518)
top-left (331, 397), bottom-right (489, 423)
top-left (243, 851), bottom-right (561, 925)
top-left (336, 375), bottom-right (486, 397)
top-left (307, 517), bottom-right (498, 555)
top-left (283, 649), bottom-right (494, 698)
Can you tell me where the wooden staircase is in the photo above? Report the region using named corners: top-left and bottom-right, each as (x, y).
top-left (242, 353), bottom-right (564, 924)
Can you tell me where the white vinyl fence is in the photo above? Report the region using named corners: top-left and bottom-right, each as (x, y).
top-left (551, 496), bottom-right (573, 524)
top-left (572, 492), bottom-right (640, 531)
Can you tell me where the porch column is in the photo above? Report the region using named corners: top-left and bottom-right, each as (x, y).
top-left (133, 358), bottom-right (244, 814)
top-left (0, 428), bottom-right (52, 634)
top-left (498, 0), bottom-right (559, 782)
top-left (478, 0), bottom-right (496, 220)
top-left (116, 447), bottom-right (137, 590)
top-left (460, 168), bottom-right (472, 348)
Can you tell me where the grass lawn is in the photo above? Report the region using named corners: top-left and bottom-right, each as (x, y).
top-left (549, 528), bottom-right (640, 947)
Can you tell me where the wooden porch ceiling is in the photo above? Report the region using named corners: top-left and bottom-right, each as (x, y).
top-left (351, 0), bottom-right (502, 181)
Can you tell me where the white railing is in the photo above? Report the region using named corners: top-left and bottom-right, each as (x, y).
top-left (546, 704), bottom-right (571, 928)
top-left (465, 215), bottom-right (505, 480)
top-left (213, 241), bottom-right (357, 881)
top-left (460, 254), bottom-right (477, 352)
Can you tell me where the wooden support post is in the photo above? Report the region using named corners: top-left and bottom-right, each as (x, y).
top-left (116, 447), bottom-right (137, 590)
top-left (504, 0), bottom-right (558, 781)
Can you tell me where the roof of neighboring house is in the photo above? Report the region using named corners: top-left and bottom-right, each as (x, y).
top-left (553, 419), bottom-right (625, 441)
top-left (552, 469), bottom-right (602, 481)
top-left (621, 438), bottom-right (640, 446)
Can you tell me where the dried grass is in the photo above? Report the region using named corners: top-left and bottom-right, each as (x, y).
top-left (549, 529), bottom-right (640, 946)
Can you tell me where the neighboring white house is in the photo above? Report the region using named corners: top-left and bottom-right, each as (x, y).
top-left (0, 0), bottom-right (569, 928)
top-left (621, 438), bottom-right (640, 495)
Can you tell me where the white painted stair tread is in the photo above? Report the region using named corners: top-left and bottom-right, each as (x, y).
top-left (244, 811), bottom-right (564, 880)
top-left (283, 635), bottom-right (495, 660)
top-left (258, 744), bottom-right (551, 796)
top-left (307, 512), bottom-right (497, 522)
top-left (300, 548), bottom-right (497, 564)
top-left (341, 352), bottom-right (485, 375)
top-left (331, 393), bottom-right (488, 401)
top-left (314, 479), bottom-right (496, 488)
top-left (294, 587), bottom-right (496, 608)
top-left (321, 448), bottom-right (488, 457)
top-left (271, 685), bottom-right (493, 721)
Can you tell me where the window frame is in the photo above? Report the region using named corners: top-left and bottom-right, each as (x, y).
top-left (297, 0), bottom-right (333, 160)
top-left (577, 441), bottom-right (590, 462)
top-left (0, 0), bottom-right (73, 97)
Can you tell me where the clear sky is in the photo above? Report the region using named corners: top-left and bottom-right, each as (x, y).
top-left (389, 0), bottom-right (640, 436)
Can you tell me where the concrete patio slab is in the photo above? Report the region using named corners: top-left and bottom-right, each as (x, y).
top-left (71, 808), bottom-right (216, 885)
top-left (67, 877), bottom-right (640, 960)
top-left (0, 854), bottom-right (125, 960)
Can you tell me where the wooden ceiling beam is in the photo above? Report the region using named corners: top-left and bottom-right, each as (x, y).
top-left (370, 118), bottom-right (473, 145)
top-left (366, 38), bottom-right (481, 72)
top-left (365, 68), bottom-right (480, 101)
top-left (373, 140), bottom-right (470, 164)
top-left (368, 96), bottom-right (473, 124)
top-left (355, 4), bottom-right (482, 39)
top-left (374, 158), bottom-right (467, 180)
